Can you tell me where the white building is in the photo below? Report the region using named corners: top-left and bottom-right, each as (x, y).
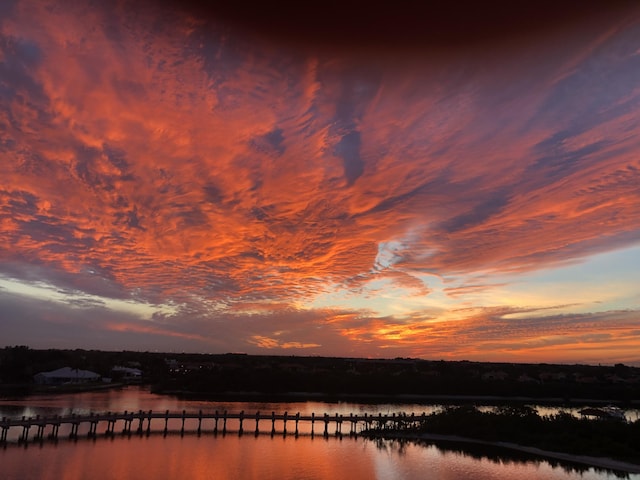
top-left (34, 367), bottom-right (101, 385)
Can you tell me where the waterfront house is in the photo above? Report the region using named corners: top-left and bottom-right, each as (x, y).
top-left (33, 367), bottom-right (101, 385)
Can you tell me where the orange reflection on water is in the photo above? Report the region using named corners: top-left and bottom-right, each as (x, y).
top-left (0, 433), bottom-right (622, 480)
top-left (3, 434), bottom-right (380, 480)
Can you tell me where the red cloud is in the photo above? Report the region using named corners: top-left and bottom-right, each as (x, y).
top-left (1, 0), bottom-right (639, 360)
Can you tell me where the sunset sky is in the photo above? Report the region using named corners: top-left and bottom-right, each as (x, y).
top-left (1, 0), bottom-right (639, 365)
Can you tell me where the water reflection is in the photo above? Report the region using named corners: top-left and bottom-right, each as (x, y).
top-left (2, 387), bottom-right (638, 422)
top-left (2, 431), bottom-right (635, 480)
top-left (1, 388), bottom-right (638, 480)
top-left (371, 438), bottom-right (634, 480)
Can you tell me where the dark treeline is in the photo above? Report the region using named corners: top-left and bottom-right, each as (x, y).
top-left (1, 346), bottom-right (639, 403)
top-left (367, 405), bottom-right (640, 465)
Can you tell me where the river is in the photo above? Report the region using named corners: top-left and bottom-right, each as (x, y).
top-left (1, 387), bottom-right (638, 480)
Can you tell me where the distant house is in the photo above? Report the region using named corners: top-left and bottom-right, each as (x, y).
top-left (34, 367), bottom-right (101, 385)
top-left (482, 370), bottom-right (508, 381)
top-left (517, 374), bottom-right (538, 383)
top-left (111, 366), bottom-right (143, 382)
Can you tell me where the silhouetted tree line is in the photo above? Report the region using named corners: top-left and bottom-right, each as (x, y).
top-left (373, 405), bottom-right (640, 465)
top-left (1, 347), bottom-right (639, 403)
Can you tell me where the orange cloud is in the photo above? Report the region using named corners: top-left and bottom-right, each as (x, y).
top-left (1, 0), bottom-right (639, 362)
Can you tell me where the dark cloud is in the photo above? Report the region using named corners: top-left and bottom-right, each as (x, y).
top-left (250, 128), bottom-right (286, 157)
top-left (441, 188), bottom-right (511, 233)
top-left (334, 131), bottom-right (364, 186)
top-left (0, 36), bottom-right (49, 130)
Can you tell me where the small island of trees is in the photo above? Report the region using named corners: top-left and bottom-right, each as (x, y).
top-left (363, 405), bottom-right (640, 467)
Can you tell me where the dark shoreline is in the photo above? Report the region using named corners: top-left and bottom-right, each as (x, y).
top-left (3, 384), bottom-right (639, 409)
top-left (0, 382), bottom-right (126, 399)
top-left (155, 389), bottom-right (640, 407)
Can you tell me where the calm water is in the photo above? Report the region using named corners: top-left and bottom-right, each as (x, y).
top-left (1, 387), bottom-right (638, 480)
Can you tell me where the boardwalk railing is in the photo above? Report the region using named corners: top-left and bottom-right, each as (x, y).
top-left (1, 410), bottom-right (427, 443)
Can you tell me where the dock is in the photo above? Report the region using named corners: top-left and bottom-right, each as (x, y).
top-left (0, 410), bottom-right (426, 444)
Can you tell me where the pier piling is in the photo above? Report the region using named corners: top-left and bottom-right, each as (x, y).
top-left (137, 410), bottom-right (144, 435)
top-left (271, 411), bottom-right (276, 435)
top-left (311, 413), bottom-right (315, 437)
top-left (146, 410), bottom-right (152, 436)
top-left (255, 411), bottom-right (260, 435)
top-left (222, 410), bottom-right (227, 435)
top-left (283, 411), bottom-right (288, 435)
top-left (323, 414), bottom-right (329, 437)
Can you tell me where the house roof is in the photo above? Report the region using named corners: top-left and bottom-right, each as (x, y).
top-left (36, 367), bottom-right (100, 379)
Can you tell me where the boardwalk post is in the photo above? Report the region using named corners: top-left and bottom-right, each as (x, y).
top-left (34, 415), bottom-right (40, 441)
top-left (255, 411), bottom-right (260, 435)
top-left (335, 414), bottom-right (340, 436)
top-left (271, 411), bottom-right (276, 435)
top-left (36, 416), bottom-right (45, 441)
top-left (283, 411), bottom-right (288, 435)
top-left (146, 410), bottom-right (152, 436)
top-left (164, 410), bottom-right (169, 436)
top-left (295, 413), bottom-right (300, 437)
top-left (137, 410), bottom-right (144, 435)
top-left (21, 417), bottom-right (31, 443)
top-left (311, 412), bottom-right (315, 437)
top-left (222, 410), bottom-right (227, 435)
top-left (122, 411), bottom-right (129, 435)
top-left (323, 413), bottom-right (329, 437)
top-left (70, 414), bottom-right (78, 439)
top-left (238, 411), bottom-right (244, 436)
top-left (87, 413), bottom-right (95, 438)
top-left (50, 416), bottom-right (60, 440)
top-left (197, 410), bottom-right (203, 436)
top-left (214, 410), bottom-right (219, 434)
top-left (1, 417), bottom-right (8, 444)
top-left (181, 410), bottom-right (186, 436)
top-left (107, 412), bottom-right (112, 436)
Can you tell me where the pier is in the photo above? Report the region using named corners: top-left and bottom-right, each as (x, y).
top-left (0, 410), bottom-right (425, 444)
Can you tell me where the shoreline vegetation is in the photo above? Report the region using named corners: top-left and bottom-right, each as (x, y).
top-left (152, 389), bottom-right (640, 407)
top-left (361, 405), bottom-right (640, 474)
top-left (2, 347), bottom-right (639, 404)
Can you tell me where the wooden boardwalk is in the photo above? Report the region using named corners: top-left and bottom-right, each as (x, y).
top-left (1, 410), bottom-right (427, 443)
